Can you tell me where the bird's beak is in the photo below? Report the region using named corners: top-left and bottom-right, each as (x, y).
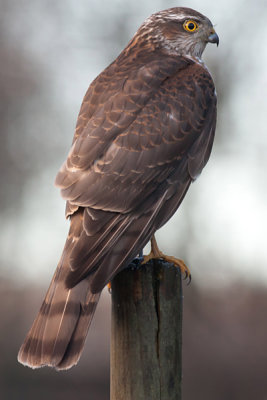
top-left (208, 28), bottom-right (219, 46)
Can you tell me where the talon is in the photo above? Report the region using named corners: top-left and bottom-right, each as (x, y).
top-left (142, 235), bottom-right (191, 283)
top-left (183, 270), bottom-right (191, 285)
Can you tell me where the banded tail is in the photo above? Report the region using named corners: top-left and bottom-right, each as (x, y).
top-left (18, 210), bottom-right (101, 370)
top-left (18, 260), bottom-right (100, 370)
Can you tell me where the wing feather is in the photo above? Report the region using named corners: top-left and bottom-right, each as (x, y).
top-left (60, 62), bottom-right (217, 292)
top-left (57, 65), bottom-right (215, 219)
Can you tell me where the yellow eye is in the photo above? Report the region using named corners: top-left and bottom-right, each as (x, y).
top-left (183, 20), bottom-right (199, 32)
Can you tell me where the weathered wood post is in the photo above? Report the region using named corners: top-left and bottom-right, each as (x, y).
top-left (110, 259), bottom-right (183, 400)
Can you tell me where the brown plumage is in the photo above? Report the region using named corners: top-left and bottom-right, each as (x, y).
top-left (18, 7), bottom-right (218, 370)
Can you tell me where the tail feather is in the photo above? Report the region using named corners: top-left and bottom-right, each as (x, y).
top-left (56, 291), bottom-right (100, 370)
top-left (18, 186), bottom-right (183, 369)
top-left (18, 208), bottom-right (102, 370)
top-left (18, 261), bottom-right (101, 370)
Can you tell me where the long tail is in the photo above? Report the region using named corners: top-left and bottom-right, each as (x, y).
top-left (18, 178), bottom-right (188, 369)
top-left (18, 211), bottom-right (101, 370)
top-left (18, 262), bottom-right (100, 370)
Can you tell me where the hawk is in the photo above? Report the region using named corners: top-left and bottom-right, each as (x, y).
top-left (18, 7), bottom-right (218, 370)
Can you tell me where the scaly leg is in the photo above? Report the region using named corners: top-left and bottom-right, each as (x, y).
top-left (142, 235), bottom-right (191, 282)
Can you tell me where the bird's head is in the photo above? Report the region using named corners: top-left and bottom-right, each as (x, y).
top-left (138, 7), bottom-right (219, 61)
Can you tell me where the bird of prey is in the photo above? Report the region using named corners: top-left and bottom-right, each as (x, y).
top-left (18, 7), bottom-right (218, 370)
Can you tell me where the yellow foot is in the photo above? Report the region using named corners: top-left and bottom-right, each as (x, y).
top-left (142, 235), bottom-right (191, 283)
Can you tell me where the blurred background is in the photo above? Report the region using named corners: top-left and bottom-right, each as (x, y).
top-left (1, 0), bottom-right (267, 398)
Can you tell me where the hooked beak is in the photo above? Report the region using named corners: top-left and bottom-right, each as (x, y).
top-left (208, 28), bottom-right (219, 46)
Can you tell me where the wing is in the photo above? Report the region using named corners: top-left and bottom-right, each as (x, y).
top-left (55, 55), bottom-right (216, 293)
top-left (56, 53), bottom-right (191, 214)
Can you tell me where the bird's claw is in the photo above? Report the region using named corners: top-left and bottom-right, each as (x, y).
top-left (142, 235), bottom-right (191, 284)
top-left (182, 269), bottom-right (192, 285)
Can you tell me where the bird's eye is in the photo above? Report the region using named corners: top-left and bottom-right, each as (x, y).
top-left (183, 20), bottom-right (199, 32)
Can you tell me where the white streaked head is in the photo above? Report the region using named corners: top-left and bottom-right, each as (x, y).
top-left (138, 7), bottom-right (219, 60)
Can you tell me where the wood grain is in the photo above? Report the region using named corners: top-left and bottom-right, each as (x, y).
top-left (111, 260), bottom-right (183, 400)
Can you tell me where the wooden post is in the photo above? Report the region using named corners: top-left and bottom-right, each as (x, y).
top-left (110, 259), bottom-right (183, 400)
